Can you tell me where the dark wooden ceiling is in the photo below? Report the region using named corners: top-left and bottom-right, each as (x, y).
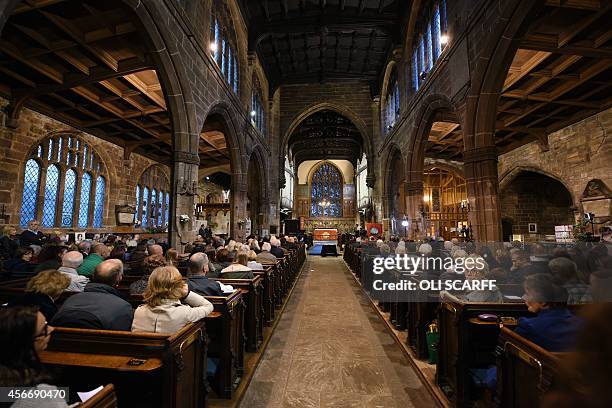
top-left (0, 0), bottom-right (172, 163)
top-left (425, 1), bottom-right (612, 161)
top-left (288, 109), bottom-right (363, 165)
top-left (238, 0), bottom-right (408, 91)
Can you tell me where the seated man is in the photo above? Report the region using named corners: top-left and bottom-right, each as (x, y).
top-left (256, 242), bottom-right (277, 263)
top-left (187, 252), bottom-right (223, 296)
top-left (129, 244), bottom-right (167, 295)
top-left (549, 257), bottom-right (591, 304)
top-left (270, 237), bottom-right (287, 258)
top-left (57, 250), bottom-right (89, 292)
top-left (52, 259), bottom-right (133, 331)
top-left (77, 243), bottom-right (108, 277)
top-left (220, 253), bottom-right (255, 279)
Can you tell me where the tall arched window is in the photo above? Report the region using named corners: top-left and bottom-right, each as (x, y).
top-left (382, 69), bottom-right (400, 136)
top-left (19, 135), bottom-right (107, 229)
top-left (136, 165), bottom-right (170, 229)
top-left (251, 76), bottom-right (265, 135)
top-left (210, 1), bottom-right (239, 94)
top-left (310, 162), bottom-right (343, 218)
top-left (411, 0), bottom-right (447, 93)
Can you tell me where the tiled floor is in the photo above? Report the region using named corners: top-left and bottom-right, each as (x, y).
top-left (239, 256), bottom-right (436, 408)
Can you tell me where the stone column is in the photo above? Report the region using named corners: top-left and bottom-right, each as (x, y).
top-left (232, 177), bottom-right (248, 241)
top-left (405, 181), bottom-right (424, 240)
top-left (170, 151), bottom-right (199, 248)
top-left (463, 146), bottom-right (502, 242)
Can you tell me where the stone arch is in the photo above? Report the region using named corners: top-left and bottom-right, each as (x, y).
top-left (423, 159), bottom-right (464, 178)
top-left (281, 102), bottom-right (375, 185)
top-left (499, 166), bottom-right (577, 208)
top-left (200, 102), bottom-right (243, 177)
top-left (247, 145), bottom-right (269, 202)
top-left (380, 143), bottom-right (405, 219)
top-left (463, 0), bottom-right (542, 150)
top-left (406, 94), bottom-right (459, 184)
top-left (380, 59), bottom-right (400, 107)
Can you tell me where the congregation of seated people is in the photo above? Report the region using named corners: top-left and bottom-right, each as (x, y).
top-left (0, 220), bottom-right (302, 402)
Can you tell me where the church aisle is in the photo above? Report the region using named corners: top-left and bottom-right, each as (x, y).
top-left (240, 255), bottom-right (436, 408)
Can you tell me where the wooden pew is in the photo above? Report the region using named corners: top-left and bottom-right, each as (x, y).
top-left (261, 260), bottom-right (283, 308)
top-left (39, 322), bottom-right (208, 408)
top-left (436, 293), bottom-right (532, 407)
top-left (79, 384), bottom-right (117, 408)
top-left (212, 275), bottom-right (263, 352)
top-left (252, 265), bottom-right (275, 325)
top-left (495, 327), bottom-right (563, 408)
top-left (205, 290), bottom-right (245, 399)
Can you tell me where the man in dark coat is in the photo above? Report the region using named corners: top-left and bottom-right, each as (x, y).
top-left (19, 220), bottom-right (46, 247)
top-left (187, 252), bottom-right (223, 296)
top-left (52, 259), bottom-right (133, 331)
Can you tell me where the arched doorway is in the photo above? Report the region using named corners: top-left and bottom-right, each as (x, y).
top-left (500, 171), bottom-right (574, 241)
top-left (198, 106), bottom-right (240, 239)
top-left (422, 166), bottom-right (468, 241)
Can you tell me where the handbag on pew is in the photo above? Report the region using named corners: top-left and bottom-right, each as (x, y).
top-left (426, 321), bottom-right (440, 364)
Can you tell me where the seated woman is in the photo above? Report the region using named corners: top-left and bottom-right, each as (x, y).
top-left (246, 250), bottom-right (263, 270)
top-left (8, 270), bottom-right (71, 321)
top-left (2, 247), bottom-right (35, 279)
top-left (132, 266), bottom-right (214, 333)
top-left (220, 253), bottom-right (255, 279)
top-left (34, 245), bottom-right (66, 273)
top-left (0, 306), bottom-right (68, 407)
top-left (462, 258), bottom-right (503, 303)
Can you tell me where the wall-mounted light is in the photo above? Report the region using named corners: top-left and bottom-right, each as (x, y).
top-left (209, 42), bottom-right (218, 52)
top-left (250, 110), bottom-right (256, 117)
top-left (423, 194), bottom-right (430, 203)
top-left (439, 34), bottom-right (449, 46)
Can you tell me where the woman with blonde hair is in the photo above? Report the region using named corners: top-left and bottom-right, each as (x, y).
top-left (7, 270), bottom-right (70, 320)
top-left (247, 250), bottom-right (263, 270)
top-left (131, 266), bottom-right (213, 333)
top-left (166, 248), bottom-right (178, 265)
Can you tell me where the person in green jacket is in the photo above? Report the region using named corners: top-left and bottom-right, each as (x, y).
top-left (77, 243), bottom-right (108, 277)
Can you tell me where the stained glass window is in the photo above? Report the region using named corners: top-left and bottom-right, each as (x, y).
top-left (410, 0), bottom-right (447, 93)
top-left (142, 186), bottom-right (149, 228)
top-left (233, 55), bottom-right (239, 93)
top-left (227, 47), bottom-right (232, 83)
top-left (211, 2), bottom-right (238, 94)
top-left (61, 169), bottom-right (76, 227)
top-left (42, 165), bottom-right (59, 227)
top-left (47, 139), bottom-right (54, 161)
top-left (135, 185), bottom-right (141, 222)
top-left (93, 176), bottom-right (105, 228)
top-left (221, 38), bottom-right (226, 74)
top-left (37, 145), bottom-right (42, 157)
top-left (165, 193), bottom-right (169, 226)
top-left (78, 172), bottom-right (91, 228)
top-left (310, 163), bottom-right (342, 218)
top-left (151, 189), bottom-right (157, 227)
top-left (57, 137), bottom-right (62, 162)
top-left (157, 191), bottom-right (164, 226)
top-left (82, 145), bottom-right (88, 170)
top-left (20, 159), bottom-right (40, 227)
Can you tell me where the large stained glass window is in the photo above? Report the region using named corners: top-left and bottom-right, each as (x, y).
top-left (93, 176), bottom-right (105, 228)
top-left (61, 169), bottom-right (76, 227)
top-left (20, 159), bottom-right (40, 227)
top-left (310, 163), bottom-right (342, 218)
top-left (20, 135), bottom-right (107, 229)
top-left (210, 0), bottom-right (238, 94)
top-left (78, 172), bottom-right (91, 228)
top-left (157, 191), bottom-right (163, 226)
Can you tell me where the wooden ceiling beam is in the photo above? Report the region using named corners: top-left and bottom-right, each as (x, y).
top-left (0, 40), bottom-right (64, 83)
top-left (544, 0), bottom-right (602, 11)
top-left (12, 0), bottom-right (68, 14)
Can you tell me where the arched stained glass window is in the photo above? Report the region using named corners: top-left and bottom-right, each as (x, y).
top-left (210, 0), bottom-right (239, 94)
top-left (61, 169), bottom-right (76, 227)
top-left (41, 165), bottom-right (60, 227)
top-left (310, 163), bottom-right (342, 218)
top-left (20, 159), bottom-right (40, 227)
top-left (93, 176), bottom-right (105, 228)
top-left (78, 173), bottom-right (91, 228)
top-left (141, 186), bottom-right (149, 228)
top-left (137, 165), bottom-right (170, 230)
top-left (20, 135), bottom-right (107, 229)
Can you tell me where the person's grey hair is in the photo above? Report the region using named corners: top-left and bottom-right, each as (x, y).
top-left (270, 238), bottom-right (280, 247)
top-left (262, 242), bottom-right (272, 251)
top-left (419, 243), bottom-right (433, 256)
top-left (189, 252), bottom-right (209, 275)
top-left (78, 241), bottom-right (91, 252)
top-left (380, 244), bottom-right (391, 256)
top-left (62, 251), bottom-right (84, 268)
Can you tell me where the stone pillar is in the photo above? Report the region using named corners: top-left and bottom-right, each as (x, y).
top-left (170, 151), bottom-right (199, 248)
top-left (405, 181), bottom-right (424, 240)
top-left (463, 146), bottom-right (502, 242)
top-left (233, 177), bottom-right (248, 241)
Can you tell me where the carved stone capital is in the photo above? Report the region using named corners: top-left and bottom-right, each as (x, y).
top-left (463, 146), bottom-right (498, 164)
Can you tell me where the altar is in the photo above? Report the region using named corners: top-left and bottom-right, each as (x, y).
top-left (311, 228), bottom-right (339, 257)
